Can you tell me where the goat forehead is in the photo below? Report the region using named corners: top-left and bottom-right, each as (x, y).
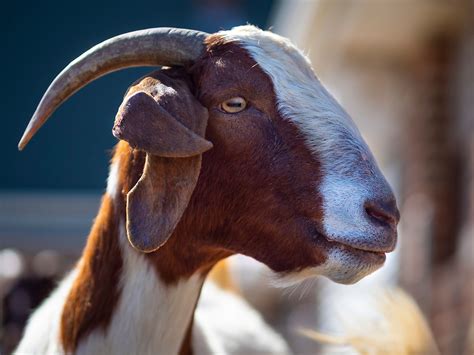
top-left (219, 26), bottom-right (370, 175)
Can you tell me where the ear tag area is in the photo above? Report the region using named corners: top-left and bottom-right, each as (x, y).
top-left (126, 153), bottom-right (202, 253)
top-left (113, 91), bottom-right (212, 158)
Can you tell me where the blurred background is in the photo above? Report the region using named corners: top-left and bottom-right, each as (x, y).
top-left (1, 0), bottom-right (473, 354)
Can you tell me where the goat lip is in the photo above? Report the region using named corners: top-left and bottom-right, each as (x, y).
top-left (319, 234), bottom-right (393, 255)
top-left (310, 224), bottom-right (394, 255)
top-left (331, 241), bottom-right (387, 258)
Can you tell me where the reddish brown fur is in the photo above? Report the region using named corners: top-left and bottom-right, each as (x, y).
top-left (59, 37), bottom-right (329, 352)
top-left (60, 194), bottom-right (122, 352)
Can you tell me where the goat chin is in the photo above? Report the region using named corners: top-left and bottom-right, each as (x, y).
top-left (299, 287), bottom-right (440, 355)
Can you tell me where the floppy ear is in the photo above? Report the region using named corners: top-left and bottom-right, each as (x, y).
top-left (113, 91), bottom-right (212, 158)
top-left (113, 70), bottom-right (212, 252)
top-left (126, 154), bottom-right (201, 252)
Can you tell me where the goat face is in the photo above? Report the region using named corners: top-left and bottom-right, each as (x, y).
top-left (183, 27), bottom-right (399, 285)
top-left (20, 25), bottom-right (399, 285)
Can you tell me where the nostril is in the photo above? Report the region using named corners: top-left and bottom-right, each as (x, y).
top-left (364, 199), bottom-right (399, 228)
top-left (365, 206), bottom-right (392, 225)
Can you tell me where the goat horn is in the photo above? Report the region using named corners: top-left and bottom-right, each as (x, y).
top-left (18, 28), bottom-right (208, 150)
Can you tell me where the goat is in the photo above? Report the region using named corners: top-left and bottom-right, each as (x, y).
top-left (15, 25), bottom-right (399, 354)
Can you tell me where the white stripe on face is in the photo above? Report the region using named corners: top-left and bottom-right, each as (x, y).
top-left (219, 25), bottom-right (367, 172)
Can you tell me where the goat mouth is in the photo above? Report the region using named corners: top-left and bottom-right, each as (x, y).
top-left (324, 236), bottom-right (391, 255)
top-left (311, 224), bottom-right (393, 253)
top-left (312, 229), bottom-right (389, 264)
top-left (327, 239), bottom-right (387, 264)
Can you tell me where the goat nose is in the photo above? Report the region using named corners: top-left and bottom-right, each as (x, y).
top-left (364, 197), bottom-right (400, 229)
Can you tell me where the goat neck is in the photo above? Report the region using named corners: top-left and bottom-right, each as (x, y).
top-left (60, 142), bottom-right (225, 354)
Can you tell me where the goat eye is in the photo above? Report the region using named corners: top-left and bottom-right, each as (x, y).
top-left (220, 97), bottom-right (247, 113)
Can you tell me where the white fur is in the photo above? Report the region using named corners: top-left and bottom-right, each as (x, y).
top-left (106, 160), bottom-right (120, 199)
top-left (15, 270), bottom-right (78, 354)
top-left (194, 282), bottom-right (291, 355)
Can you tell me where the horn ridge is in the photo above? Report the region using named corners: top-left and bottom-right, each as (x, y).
top-left (18, 27), bottom-right (208, 150)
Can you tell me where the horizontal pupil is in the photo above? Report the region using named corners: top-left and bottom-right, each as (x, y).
top-left (227, 102), bottom-right (242, 107)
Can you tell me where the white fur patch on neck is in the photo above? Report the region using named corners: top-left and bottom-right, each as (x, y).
top-left (76, 224), bottom-right (204, 354)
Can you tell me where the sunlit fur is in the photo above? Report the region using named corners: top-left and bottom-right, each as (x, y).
top-left (221, 25), bottom-right (393, 284)
top-left (300, 287), bottom-right (439, 355)
top-left (106, 159), bottom-right (120, 200)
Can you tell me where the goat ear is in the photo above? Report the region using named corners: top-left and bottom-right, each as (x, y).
top-left (115, 71), bottom-right (211, 252)
top-left (113, 91), bottom-right (212, 157)
top-left (126, 153), bottom-right (201, 252)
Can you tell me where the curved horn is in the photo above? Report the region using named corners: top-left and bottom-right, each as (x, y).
top-left (18, 28), bottom-right (208, 150)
